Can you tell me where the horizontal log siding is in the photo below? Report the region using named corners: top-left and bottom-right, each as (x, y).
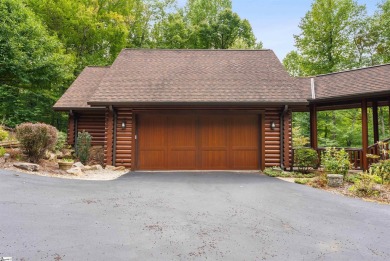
top-left (67, 114), bottom-right (75, 145)
top-left (115, 108), bottom-right (133, 168)
top-left (76, 112), bottom-right (105, 146)
top-left (264, 108), bottom-right (282, 168)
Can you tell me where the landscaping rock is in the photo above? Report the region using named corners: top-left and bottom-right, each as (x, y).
top-left (13, 162), bottom-right (40, 172)
top-left (327, 174), bottom-right (344, 187)
top-left (73, 162), bottom-right (85, 168)
top-left (91, 164), bottom-right (103, 170)
top-left (105, 165), bottom-right (115, 170)
top-left (82, 165), bottom-right (94, 171)
top-left (66, 167), bottom-right (83, 176)
top-left (114, 166), bottom-right (126, 171)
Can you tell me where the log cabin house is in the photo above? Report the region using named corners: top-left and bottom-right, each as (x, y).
top-left (53, 49), bottom-right (390, 171)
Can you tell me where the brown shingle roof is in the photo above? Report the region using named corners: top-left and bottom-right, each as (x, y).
top-left (53, 66), bottom-right (109, 110)
top-left (88, 49), bottom-right (308, 106)
top-left (312, 64), bottom-right (390, 101)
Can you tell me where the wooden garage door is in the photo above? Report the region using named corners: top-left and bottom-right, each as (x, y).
top-left (137, 114), bottom-right (259, 170)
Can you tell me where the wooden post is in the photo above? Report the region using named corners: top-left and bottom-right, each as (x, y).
top-left (283, 110), bottom-right (291, 169)
top-left (362, 99), bottom-right (369, 171)
top-left (310, 104), bottom-right (318, 150)
top-left (105, 107), bottom-right (114, 166)
top-left (373, 100), bottom-right (379, 144)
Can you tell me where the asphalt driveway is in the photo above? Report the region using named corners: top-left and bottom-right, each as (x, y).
top-left (0, 170), bottom-right (389, 260)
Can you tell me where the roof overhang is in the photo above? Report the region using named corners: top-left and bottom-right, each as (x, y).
top-left (87, 101), bottom-right (309, 107)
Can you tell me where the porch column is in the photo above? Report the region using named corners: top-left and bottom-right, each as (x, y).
top-left (309, 104), bottom-right (318, 150)
top-left (373, 100), bottom-right (379, 144)
top-left (362, 99), bottom-right (369, 171)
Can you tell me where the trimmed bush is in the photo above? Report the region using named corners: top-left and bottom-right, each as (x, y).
top-left (349, 174), bottom-right (379, 197)
top-left (16, 123), bottom-right (58, 163)
top-left (0, 146), bottom-right (6, 157)
top-left (0, 127), bottom-right (8, 141)
top-left (76, 131), bottom-right (92, 165)
top-left (369, 159), bottom-right (390, 184)
top-left (322, 147), bottom-right (350, 178)
top-left (294, 148), bottom-right (318, 174)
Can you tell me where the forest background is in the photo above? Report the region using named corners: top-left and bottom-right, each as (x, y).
top-left (1, 0), bottom-right (390, 148)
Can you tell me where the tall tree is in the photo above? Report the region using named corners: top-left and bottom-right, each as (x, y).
top-left (27, 0), bottom-right (133, 71)
top-left (0, 0), bottom-right (75, 128)
top-left (287, 0), bottom-right (366, 76)
top-left (375, 0), bottom-right (390, 62)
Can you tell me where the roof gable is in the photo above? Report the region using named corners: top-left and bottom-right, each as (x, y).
top-left (88, 49), bottom-right (308, 106)
top-left (53, 66), bottom-right (109, 110)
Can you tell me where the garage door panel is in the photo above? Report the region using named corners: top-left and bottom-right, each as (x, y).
top-left (201, 151), bottom-right (228, 169)
top-left (168, 150), bottom-right (197, 169)
top-left (137, 113), bottom-right (260, 170)
top-left (169, 116), bottom-right (197, 147)
top-left (138, 150), bottom-right (167, 170)
top-left (232, 150), bottom-right (259, 169)
top-left (139, 116), bottom-right (167, 148)
top-left (200, 116), bottom-right (228, 148)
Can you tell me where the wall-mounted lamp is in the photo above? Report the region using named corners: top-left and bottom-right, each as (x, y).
top-left (270, 121), bottom-right (276, 130)
top-left (121, 120), bottom-right (126, 130)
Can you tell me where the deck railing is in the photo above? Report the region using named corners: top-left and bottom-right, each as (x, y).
top-left (291, 138), bottom-right (390, 170)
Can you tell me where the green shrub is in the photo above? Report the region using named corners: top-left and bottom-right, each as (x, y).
top-left (369, 159), bottom-right (390, 184)
top-left (0, 146), bottom-right (6, 157)
top-left (263, 167), bottom-right (315, 178)
top-left (54, 131), bottom-right (67, 152)
top-left (0, 127), bottom-right (8, 141)
top-left (16, 123), bottom-right (58, 163)
top-left (322, 148), bottom-right (350, 178)
top-left (345, 174), bottom-right (361, 184)
top-left (311, 172), bottom-right (328, 188)
top-left (76, 131), bottom-right (92, 165)
top-left (294, 148), bottom-right (318, 174)
top-left (294, 178), bottom-right (310, 185)
top-left (349, 174), bottom-right (379, 197)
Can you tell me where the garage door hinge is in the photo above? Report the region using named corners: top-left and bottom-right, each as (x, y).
top-left (135, 135), bottom-right (137, 140)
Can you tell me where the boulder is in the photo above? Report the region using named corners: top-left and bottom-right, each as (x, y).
top-left (105, 165), bottom-right (116, 170)
top-left (66, 167), bottom-right (83, 176)
top-left (91, 164), bottom-right (103, 170)
top-left (327, 174), bottom-right (344, 187)
top-left (73, 162), bottom-right (85, 168)
top-left (13, 162), bottom-right (40, 172)
top-left (82, 165), bottom-right (94, 171)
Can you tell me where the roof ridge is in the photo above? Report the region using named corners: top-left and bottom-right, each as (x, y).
top-left (121, 48), bottom-right (272, 52)
top-left (314, 63), bottom-right (390, 77)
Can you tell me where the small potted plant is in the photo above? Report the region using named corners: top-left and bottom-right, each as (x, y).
top-left (58, 158), bottom-right (74, 170)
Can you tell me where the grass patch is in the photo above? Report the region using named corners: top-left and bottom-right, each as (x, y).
top-left (263, 167), bottom-right (315, 178)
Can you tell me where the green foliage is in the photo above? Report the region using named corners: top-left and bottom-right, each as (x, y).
top-left (0, 127), bottom-right (8, 141)
top-left (294, 148), bottom-right (319, 174)
top-left (54, 132), bottom-right (67, 152)
top-left (294, 178), bottom-right (311, 185)
top-left (369, 159), bottom-right (390, 184)
top-left (0, 0), bottom-right (75, 129)
top-left (0, 146), bottom-right (6, 157)
top-left (16, 123), bottom-right (58, 163)
top-left (322, 148), bottom-right (351, 177)
top-left (59, 158), bottom-right (74, 163)
top-left (263, 167), bottom-right (315, 178)
top-left (349, 173), bottom-right (380, 197)
top-left (291, 0), bottom-right (367, 75)
top-left (76, 131), bottom-right (92, 165)
top-left (311, 172), bottom-right (328, 188)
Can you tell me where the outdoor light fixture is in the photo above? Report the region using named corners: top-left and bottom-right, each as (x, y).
top-left (271, 121), bottom-right (276, 130)
top-left (121, 120), bottom-right (126, 130)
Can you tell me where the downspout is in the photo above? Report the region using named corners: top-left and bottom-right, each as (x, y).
top-left (280, 105), bottom-right (289, 170)
top-left (113, 109), bottom-right (117, 167)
